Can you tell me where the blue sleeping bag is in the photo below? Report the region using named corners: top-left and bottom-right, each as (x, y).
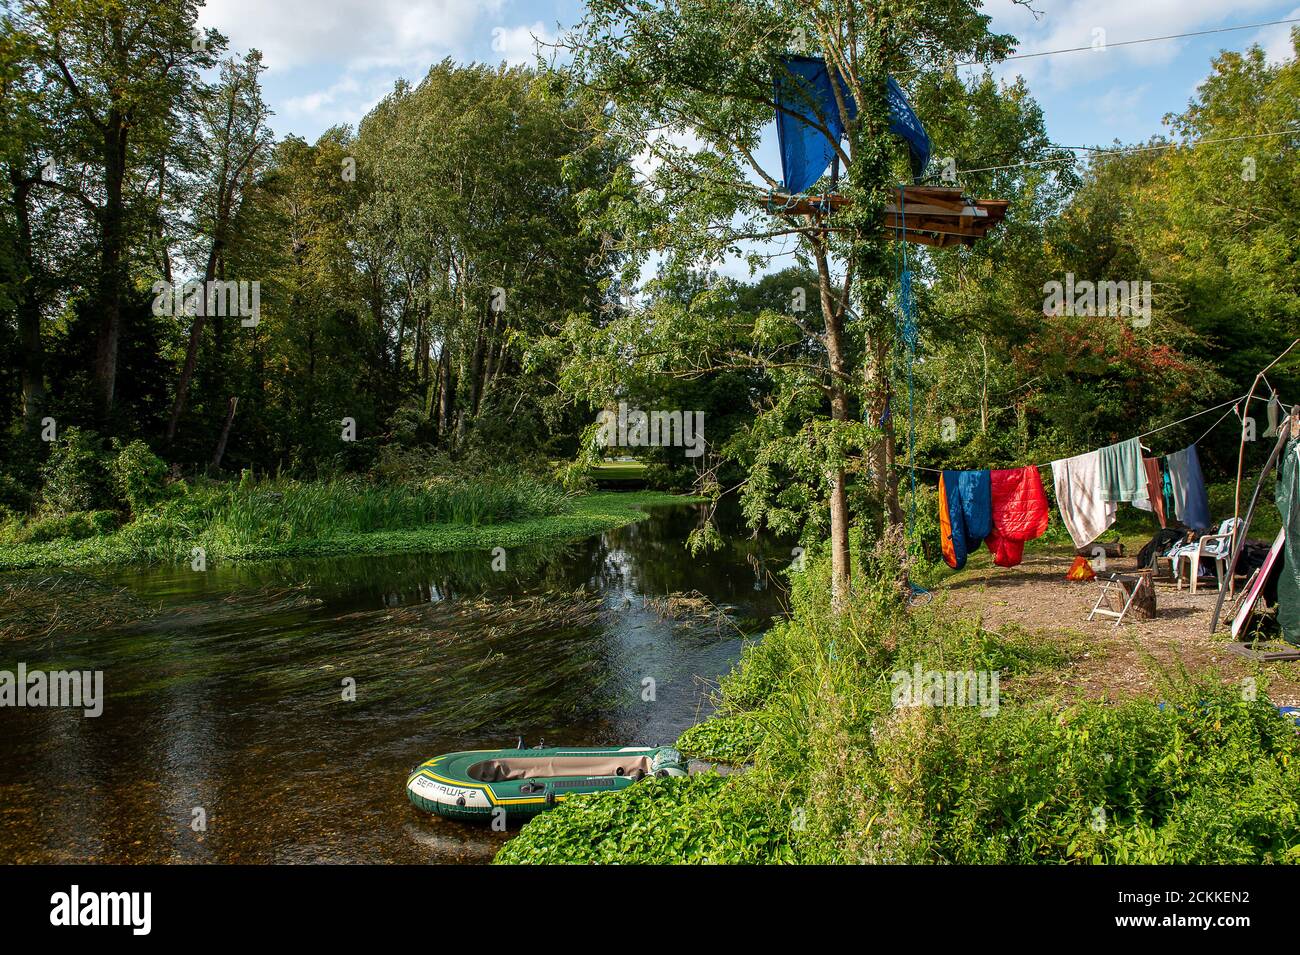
top-left (940, 470), bottom-right (992, 570)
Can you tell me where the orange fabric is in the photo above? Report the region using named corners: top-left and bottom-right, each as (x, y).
top-left (1065, 555), bottom-right (1096, 581)
top-left (985, 466), bottom-right (1050, 568)
top-left (938, 473), bottom-right (958, 568)
top-left (1142, 457), bottom-right (1166, 527)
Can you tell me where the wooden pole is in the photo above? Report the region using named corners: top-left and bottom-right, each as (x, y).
top-left (1213, 413), bottom-right (1295, 633)
top-left (1234, 339), bottom-right (1300, 528)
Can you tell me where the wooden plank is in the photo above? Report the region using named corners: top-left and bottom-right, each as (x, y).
top-left (1225, 640), bottom-right (1300, 662)
top-left (900, 186), bottom-right (968, 212)
top-left (883, 214), bottom-right (992, 237)
top-left (763, 189), bottom-right (1006, 247)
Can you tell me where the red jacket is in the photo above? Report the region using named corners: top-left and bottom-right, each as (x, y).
top-left (985, 466), bottom-right (1050, 567)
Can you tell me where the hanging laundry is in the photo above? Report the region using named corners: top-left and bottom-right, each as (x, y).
top-left (1136, 457), bottom-right (1167, 527)
top-left (985, 466), bottom-right (1050, 567)
top-left (1160, 458), bottom-right (1176, 522)
top-left (1051, 450), bottom-right (1117, 549)
top-left (939, 470), bottom-right (991, 570)
top-left (1097, 437), bottom-right (1149, 509)
top-left (1165, 444), bottom-right (1211, 530)
top-left (1264, 394), bottom-right (1282, 438)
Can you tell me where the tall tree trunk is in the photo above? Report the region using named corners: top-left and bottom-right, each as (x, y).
top-left (11, 173), bottom-right (45, 434)
top-left (167, 221), bottom-right (223, 441)
top-left (460, 312), bottom-right (487, 437)
top-left (94, 121), bottom-right (128, 421)
top-left (212, 396), bottom-right (238, 470)
top-left (866, 333), bottom-right (904, 526)
top-left (437, 345), bottom-right (453, 441)
top-left (817, 244), bottom-right (852, 609)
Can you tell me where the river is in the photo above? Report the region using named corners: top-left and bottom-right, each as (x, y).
top-left (0, 501), bottom-right (789, 863)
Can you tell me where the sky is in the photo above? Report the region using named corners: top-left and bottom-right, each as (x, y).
top-left (199, 0), bottom-right (1299, 147)
top-left (196, 0), bottom-right (1298, 280)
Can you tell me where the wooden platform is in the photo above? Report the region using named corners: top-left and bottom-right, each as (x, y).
top-left (766, 185), bottom-right (1008, 247)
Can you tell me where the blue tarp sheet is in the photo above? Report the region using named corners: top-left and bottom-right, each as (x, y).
top-left (772, 56), bottom-right (931, 194)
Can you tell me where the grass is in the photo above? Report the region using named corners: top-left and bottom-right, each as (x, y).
top-left (587, 460), bottom-right (648, 483)
top-left (0, 481), bottom-right (698, 570)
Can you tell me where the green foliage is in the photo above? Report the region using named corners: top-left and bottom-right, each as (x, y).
top-left (39, 427), bottom-right (112, 515)
top-left (0, 509), bottom-right (118, 545)
top-left (506, 539), bottom-right (1300, 864)
top-left (494, 773), bottom-right (794, 865)
top-left (109, 439), bottom-right (171, 515)
top-left (676, 712), bottom-right (764, 764)
top-left (0, 480), bottom-right (686, 569)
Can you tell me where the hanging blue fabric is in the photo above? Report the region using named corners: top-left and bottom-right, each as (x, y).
top-left (773, 57), bottom-right (931, 193)
top-left (773, 56), bottom-right (852, 195)
top-left (886, 77), bottom-right (930, 179)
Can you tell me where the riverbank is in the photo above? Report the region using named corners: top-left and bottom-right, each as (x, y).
top-left (0, 482), bottom-right (699, 570)
top-left (497, 530), bottom-right (1300, 865)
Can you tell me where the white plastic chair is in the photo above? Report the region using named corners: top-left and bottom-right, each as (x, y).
top-left (1171, 518), bottom-right (1243, 594)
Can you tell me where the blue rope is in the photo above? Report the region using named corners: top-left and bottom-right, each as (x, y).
top-left (895, 185), bottom-right (929, 606)
top-left (896, 185), bottom-right (917, 538)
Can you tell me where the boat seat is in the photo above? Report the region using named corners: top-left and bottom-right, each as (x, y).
top-left (467, 755), bottom-right (653, 782)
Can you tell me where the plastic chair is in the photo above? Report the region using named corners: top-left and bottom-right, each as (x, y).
top-left (1171, 518), bottom-right (1243, 594)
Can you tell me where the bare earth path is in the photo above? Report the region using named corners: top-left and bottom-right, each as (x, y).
top-left (939, 543), bottom-right (1300, 707)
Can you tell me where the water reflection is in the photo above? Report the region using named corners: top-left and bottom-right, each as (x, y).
top-left (0, 501), bottom-right (790, 863)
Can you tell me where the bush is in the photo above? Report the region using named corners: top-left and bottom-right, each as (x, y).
top-left (110, 439), bottom-right (171, 514)
top-left (493, 773), bottom-right (793, 865)
top-left (39, 427), bottom-right (113, 515)
top-left (677, 713), bottom-right (764, 764)
top-left (0, 509), bottom-right (119, 545)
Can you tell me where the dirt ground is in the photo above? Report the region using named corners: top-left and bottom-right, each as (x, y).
top-left (940, 543), bottom-right (1300, 707)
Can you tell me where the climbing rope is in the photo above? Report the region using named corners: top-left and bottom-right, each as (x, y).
top-left (893, 184), bottom-right (929, 607)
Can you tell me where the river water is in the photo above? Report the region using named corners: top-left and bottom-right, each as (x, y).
top-left (0, 502), bottom-right (789, 863)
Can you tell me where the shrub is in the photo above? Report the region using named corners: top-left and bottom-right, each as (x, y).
top-left (109, 439), bottom-right (171, 514)
top-left (677, 713), bottom-right (764, 764)
top-left (0, 509), bottom-right (119, 545)
top-left (39, 427), bottom-right (112, 515)
top-left (493, 773), bottom-right (793, 865)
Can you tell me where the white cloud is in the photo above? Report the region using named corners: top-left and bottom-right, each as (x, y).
top-left (982, 0), bottom-right (1283, 90)
top-left (490, 22), bottom-right (558, 66)
top-left (1253, 7), bottom-right (1300, 64)
top-left (201, 0), bottom-right (505, 73)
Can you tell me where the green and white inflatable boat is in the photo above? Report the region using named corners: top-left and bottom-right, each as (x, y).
top-left (406, 745), bottom-right (687, 821)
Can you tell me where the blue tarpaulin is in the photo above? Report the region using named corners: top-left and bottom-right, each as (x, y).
top-left (886, 75), bottom-right (931, 177)
top-left (772, 56), bottom-right (931, 194)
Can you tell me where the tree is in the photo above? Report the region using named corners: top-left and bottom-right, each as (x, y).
top-left (166, 50), bottom-right (272, 442)
top-left (559, 0), bottom-right (1017, 606)
top-left (14, 0), bottom-right (221, 421)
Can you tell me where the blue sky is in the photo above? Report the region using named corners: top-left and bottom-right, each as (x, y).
top-left (199, 0), bottom-right (1298, 150)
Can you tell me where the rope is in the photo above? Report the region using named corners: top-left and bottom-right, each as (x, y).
top-left (910, 391), bottom-right (1272, 474)
top-left (1194, 401), bottom-right (1241, 447)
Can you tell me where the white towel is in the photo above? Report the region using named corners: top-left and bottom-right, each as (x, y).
top-left (1051, 450), bottom-right (1117, 549)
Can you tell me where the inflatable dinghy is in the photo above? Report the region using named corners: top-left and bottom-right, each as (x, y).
top-left (407, 745), bottom-right (686, 821)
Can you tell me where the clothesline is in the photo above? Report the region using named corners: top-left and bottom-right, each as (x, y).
top-left (911, 391), bottom-right (1267, 475)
